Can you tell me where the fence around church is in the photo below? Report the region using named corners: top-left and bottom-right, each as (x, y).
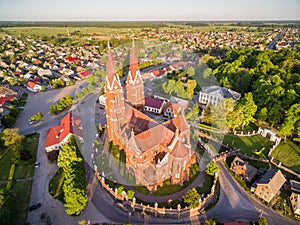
top-left (95, 171), bottom-right (218, 219)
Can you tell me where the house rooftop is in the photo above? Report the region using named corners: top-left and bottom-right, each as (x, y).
top-left (145, 97), bottom-right (164, 110)
top-left (256, 169), bottom-right (285, 194)
top-left (291, 180), bottom-right (300, 193)
top-left (201, 85), bottom-right (241, 100)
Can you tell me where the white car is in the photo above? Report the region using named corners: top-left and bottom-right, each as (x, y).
top-left (35, 161), bottom-right (40, 168)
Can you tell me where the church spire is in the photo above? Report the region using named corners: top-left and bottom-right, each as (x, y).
top-left (129, 39), bottom-right (139, 81)
top-left (105, 42), bottom-right (122, 91)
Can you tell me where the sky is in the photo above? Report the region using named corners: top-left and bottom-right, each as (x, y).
top-left (0, 0), bottom-right (299, 21)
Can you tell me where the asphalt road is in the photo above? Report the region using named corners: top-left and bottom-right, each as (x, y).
top-left (206, 162), bottom-right (299, 225)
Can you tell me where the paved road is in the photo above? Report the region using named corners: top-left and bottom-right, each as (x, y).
top-left (266, 29), bottom-right (286, 50)
top-left (206, 162), bottom-right (299, 225)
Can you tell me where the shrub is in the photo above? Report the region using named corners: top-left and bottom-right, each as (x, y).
top-left (20, 149), bottom-right (32, 160)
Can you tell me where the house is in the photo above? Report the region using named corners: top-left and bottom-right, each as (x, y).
top-left (163, 102), bottom-right (181, 119)
top-left (38, 68), bottom-right (52, 77)
top-left (79, 70), bottom-right (92, 79)
top-left (0, 86), bottom-right (17, 97)
top-left (252, 169), bottom-right (285, 203)
top-left (26, 80), bottom-right (42, 93)
top-left (144, 97), bottom-right (165, 114)
top-left (290, 180), bottom-right (300, 216)
top-left (230, 156), bottom-right (258, 181)
top-left (0, 96), bottom-right (15, 106)
top-left (290, 192), bottom-right (300, 216)
top-left (199, 85), bottom-right (241, 106)
top-left (44, 112), bottom-right (84, 157)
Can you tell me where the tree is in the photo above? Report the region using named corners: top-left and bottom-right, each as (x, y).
top-left (1, 128), bottom-right (24, 159)
top-left (258, 216), bottom-right (268, 225)
top-left (127, 190), bottom-right (135, 200)
top-left (183, 188), bottom-right (200, 208)
top-left (57, 136), bottom-right (88, 215)
top-left (257, 107), bottom-right (268, 123)
top-left (204, 218), bottom-right (219, 225)
top-left (117, 185), bottom-right (125, 196)
top-left (30, 112), bottom-right (43, 121)
top-left (78, 219), bottom-right (89, 225)
top-left (186, 67), bottom-right (195, 78)
top-left (1, 114), bottom-right (16, 127)
top-left (227, 93), bottom-right (257, 130)
top-left (186, 79), bottom-right (197, 99)
top-left (57, 137), bottom-right (82, 171)
top-left (279, 103), bottom-right (300, 142)
top-left (186, 104), bottom-right (199, 123)
top-left (205, 161), bottom-right (219, 176)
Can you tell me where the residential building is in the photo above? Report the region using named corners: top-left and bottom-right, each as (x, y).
top-left (290, 180), bottom-right (300, 216)
top-left (199, 85), bottom-right (241, 106)
top-left (290, 192), bottom-right (300, 216)
top-left (144, 97), bottom-right (165, 114)
top-left (252, 169), bottom-right (285, 203)
top-left (26, 80), bottom-right (42, 93)
top-left (104, 45), bottom-right (196, 191)
top-left (44, 112), bottom-right (83, 158)
top-left (230, 156), bottom-right (258, 181)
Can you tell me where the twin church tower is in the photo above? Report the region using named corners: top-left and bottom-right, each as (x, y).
top-left (104, 42), bottom-right (196, 190)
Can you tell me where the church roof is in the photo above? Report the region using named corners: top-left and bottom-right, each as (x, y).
top-left (163, 115), bottom-right (189, 133)
top-left (171, 141), bottom-right (189, 158)
top-left (135, 124), bottom-right (174, 152)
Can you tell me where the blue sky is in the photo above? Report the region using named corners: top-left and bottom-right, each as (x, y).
top-left (0, 0), bottom-right (299, 21)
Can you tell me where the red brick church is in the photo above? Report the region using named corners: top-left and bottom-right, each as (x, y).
top-left (104, 43), bottom-right (196, 191)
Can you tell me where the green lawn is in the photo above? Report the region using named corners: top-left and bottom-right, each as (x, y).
top-left (0, 152), bottom-right (12, 181)
top-left (0, 133), bottom-right (39, 225)
top-left (196, 174), bottom-right (214, 195)
top-left (223, 134), bottom-right (273, 157)
top-left (154, 163), bottom-right (200, 197)
top-left (9, 180), bottom-right (32, 225)
top-left (49, 168), bottom-right (64, 202)
top-left (271, 140), bottom-right (300, 174)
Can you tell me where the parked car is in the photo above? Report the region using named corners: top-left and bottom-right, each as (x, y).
top-left (29, 203), bottom-right (41, 211)
top-left (35, 161), bottom-right (40, 168)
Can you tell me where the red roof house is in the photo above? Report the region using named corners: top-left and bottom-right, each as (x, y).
top-left (79, 70), bottom-right (92, 79)
top-left (144, 97), bottom-right (165, 114)
top-left (0, 96), bottom-right (15, 106)
top-left (45, 112), bottom-right (84, 153)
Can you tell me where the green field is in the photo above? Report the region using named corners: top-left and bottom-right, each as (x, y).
top-left (223, 134), bottom-right (273, 158)
top-left (49, 167), bottom-right (64, 202)
top-left (0, 133), bottom-right (39, 225)
top-left (271, 140), bottom-right (300, 174)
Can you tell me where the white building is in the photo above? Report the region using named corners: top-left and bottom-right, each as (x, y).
top-left (199, 85), bottom-right (241, 106)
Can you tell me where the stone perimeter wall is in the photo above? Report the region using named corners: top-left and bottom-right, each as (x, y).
top-left (95, 172), bottom-right (218, 219)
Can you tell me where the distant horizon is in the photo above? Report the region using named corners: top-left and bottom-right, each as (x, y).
top-left (1, 0), bottom-right (299, 21)
top-left (0, 19), bottom-right (299, 22)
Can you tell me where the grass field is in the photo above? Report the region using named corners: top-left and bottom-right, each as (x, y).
top-left (271, 140), bottom-right (300, 174)
top-left (223, 134), bottom-right (273, 158)
top-left (153, 162), bottom-right (200, 197)
top-left (49, 168), bottom-right (64, 202)
top-left (0, 133), bottom-right (39, 225)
